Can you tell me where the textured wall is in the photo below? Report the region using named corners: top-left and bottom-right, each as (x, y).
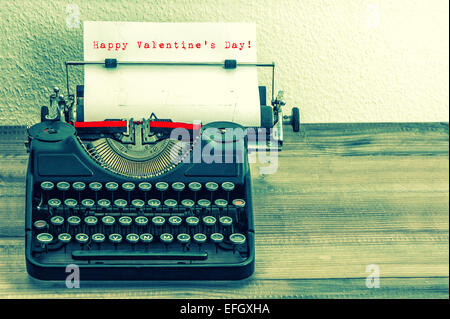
top-left (0, 0), bottom-right (448, 125)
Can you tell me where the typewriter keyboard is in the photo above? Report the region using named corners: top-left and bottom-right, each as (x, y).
top-left (31, 181), bottom-right (250, 265)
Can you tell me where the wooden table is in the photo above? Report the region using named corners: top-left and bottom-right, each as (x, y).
top-left (0, 123), bottom-right (448, 298)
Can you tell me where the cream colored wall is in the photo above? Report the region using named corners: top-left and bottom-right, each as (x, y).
top-left (0, 0), bottom-right (448, 125)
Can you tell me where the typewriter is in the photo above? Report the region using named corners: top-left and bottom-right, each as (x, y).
top-left (24, 59), bottom-right (299, 280)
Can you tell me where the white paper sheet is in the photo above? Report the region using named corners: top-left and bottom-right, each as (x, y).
top-left (83, 22), bottom-right (261, 126)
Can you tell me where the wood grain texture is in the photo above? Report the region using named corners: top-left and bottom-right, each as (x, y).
top-left (0, 123), bottom-right (448, 298)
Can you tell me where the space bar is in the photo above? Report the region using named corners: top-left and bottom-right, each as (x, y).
top-left (72, 250), bottom-right (208, 261)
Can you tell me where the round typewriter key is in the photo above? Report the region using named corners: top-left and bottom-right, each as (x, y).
top-left (56, 181), bottom-right (70, 191)
top-left (58, 233), bottom-right (71, 244)
top-left (138, 182), bottom-right (152, 192)
top-left (155, 182), bottom-right (169, 192)
top-left (177, 233), bottom-right (191, 244)
top-left (221, 182), bottom-right (235, 192)
top-left (98, 199), bottom-right (111, 209)
top-left (140, 233), bottom-right (153, 244)
top-left (214, 199), bottom-right (228, 208)
top-left (126, 233), bottom-right (139, 244)
top-left (84, 216), bottom-right (98, 227)
top-left (181, 199), bottom-right (195, 209)
top-left (205, 182), bottom-right (218, 192)
top-left (102, 215), bottom-right (116, 226)
top-left (172, 182), bottom-right (185, 192)
top-left (135, 216), bottom-right (149, 227)
top-left (48, 198), bottom-right (62, 209)
top-left (36, 233), bottom-right (53, 244)
top-left (186, 216), bottom-right (200, 227)
top-left (147, 199), bottom-right (161, 209)
top-left (210, 233), bottom-right (224, 244)
top-left (160, 233), bottom-right (174, 244)
top-left (114, 198), bottom-right (127, 209)
top-left (50, 215), bottom-right (64, 226)
top-left (164, 199), bottom-right (177, 208)
top-left (119, 216), bottom-right (133, 227)
top-left (81, 198), bottom-right (95, 209)
top-left (67, 215), bottom-right (81, 226)
top-left (72, 182), bottom-right (86, 191)
top-left (92, 233), bottom-right (105, 244)
top-left (33, 220), bottom-right (48, 230)
top-left (188, 182), bottom-right (202, 192)
top-left (75, 233), bottom-right (89, 244)
top-left (168, 216), bottom-right (182, 226)
top-left (131, 199), bottom-right (145, 209)
top-left (203, 216), bottom-right (216, 227)
top-left (89, 182), bottom-right (102, 192)
top-left (105, 182), bottom-right (119, 191)
top-left (232, 199), bottom-right (246, 208)
top-left (40, 181), bottom-right (54, 191)
top-left (152, 216), bottom-right (165, 226)
top-left (64, 198), bottom-right (77, 208)
top-left (109, 233), bottom-right (123, 244)
top-left (197, 199), bottom-right (211, 208)
top-left (219, 216), bottom-right (233, 227)
top-left (122, 182), bottom-right (135, 192)
top-left (230, 233), bottom-right (246, 245)
top-left (193, 233), bottom-right (207, 244)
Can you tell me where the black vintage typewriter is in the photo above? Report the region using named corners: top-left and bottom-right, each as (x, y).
top-left (25, 59), bottom-right (299, 280)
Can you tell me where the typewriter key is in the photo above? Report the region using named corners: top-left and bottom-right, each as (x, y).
top-left (229, 233), bottom-right (246, 251)
top-left (114, 199), bottom-right (128, 209)
top-left (148, 199), bottom-right (161, 209)
top-left (89, 182), bottom-right (102, 192)
top-left (188, 182), bottom-right (202, 192)
top-left (67, 216), bottom-right (81, 227)
top-left (198, 199), bottom-right (211, 209)
top-left (232, 199), bottom-right (246, 208)
top-left (172, 182), bottom-right (185, 192)
top-left (160, 233), bottom-right (174, 245)
top-left (126, 233), bottom-right (139, 246)
top-left (84, 216), bottom-right (98, 227)
top-left (131, 199), bottom-right (145, 210)
top-left (219, 216), bottom-right (233, 227)
top-left (98, 199), bottom-right (111, 209)
top-left (50, 215), bottom-right (64, 227)
top-left (177, 233), bottom-right (191, 246)
top-left (48, 198), bottom-right (62, 209)
top-left (119, 216), bottom-right (133, 227)
top-left (155, 182), bottom-right (169, 192)
top-left (58, 233), bottom-right (71, 244)
top-left (221, 182), bottom-right (235, 192)
top-left (203, 216), bottom-right (217, 227)
top-left (122, 182), bottom-right (135, 192)
top-left (214, 199), bottom-right (228, 208)
top-left (140, 233), bottom-right (153, 244)
top-left (164, 199), bottom-right (177, 209)
top-left (105, 182), bottom-right (119, 192)
top-left (152, 216), bottom-right (165, 227)
top-left (168, 216), bottom-right (182, 227)
top-left (40, 181), bottom-right (54, 191)
top-left (135, 216), bottom-right (149, 227)
top-left (56, 181), bottom-right (70, 192)
top-left (75, 233), bottom-right (89, 247)
top-left (210, 233), bottom-right (224, 244)
top-left (92, 233), bottom-right (105, 244)
top-left (186, 216), bottom-right (200, 227)
top-left (138, 182), bottom-right (152, 192)
top-left (205, 182), bottom-right (218, 192)
top-left (33, 220), bottom-right (48, 231)
top-left (109, 233), bottom-right (123, 248)
top-left (36, 233), bottom-right (53, 250)
top-left (72, 182), bottom-right (86, 192)
top-left (181, 199), bottom-right (195, 209)
top-left (81, 199), bottom-right (95, 210)
top-left (102, 215), bottom-right (116, 227)
top-left (64, 198), bottom-right (78, 209)
top-left (193, 233), bottom-right (207, 245)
